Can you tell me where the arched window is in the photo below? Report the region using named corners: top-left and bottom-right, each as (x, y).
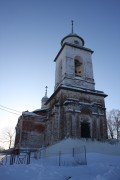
top-left (74, 57), bottom-right (83, 77)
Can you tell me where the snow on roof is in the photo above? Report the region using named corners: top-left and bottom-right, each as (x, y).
top-left (33, 109), bottom-right (41, 112)
top-left (22, 111), bottom-right (40, 117)
top-left (33, 107), bottom-right (48, 113)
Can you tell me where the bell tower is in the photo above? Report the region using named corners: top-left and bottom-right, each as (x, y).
top-left (45, 25), bottom-right (108, 143)
top-left (54, 23), bottom-right (95, 91)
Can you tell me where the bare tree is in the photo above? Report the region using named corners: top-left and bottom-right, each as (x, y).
top-left (112, 110), bottom-right (120, 139)
top-left (107, 120), bottom-right (114, 139)
top-left (107, 109), bottom-right (120, 139)
top-left (0, 127), bottom-right (15, 149)
top-left (107, 111), bottom-right (115, 139)
top-left (0, 146), bottom-right (5, 152)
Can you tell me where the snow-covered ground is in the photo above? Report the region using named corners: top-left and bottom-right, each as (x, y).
top-left (42, 138), bottom-right (120, 156)
top-left (0, 139), bottom-right (120, 180)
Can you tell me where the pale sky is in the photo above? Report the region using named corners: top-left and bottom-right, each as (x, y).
top-left (0, 0), bottom-right (120, 147)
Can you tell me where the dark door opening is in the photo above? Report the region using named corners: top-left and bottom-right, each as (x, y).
top-left (81, 122), bottom-right (90, 138)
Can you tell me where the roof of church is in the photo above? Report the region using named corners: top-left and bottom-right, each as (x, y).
top-left (61, 33), bottom-right (85, 46)
top-left (33, 107), bottom-right (48, 113)
top-left (54, 42), bottom-right (93, 62)
top-left (22, 111), bottom-right (41, 117)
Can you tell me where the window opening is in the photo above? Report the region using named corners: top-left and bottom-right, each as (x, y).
top-left (74, 40), bottom-right (79, 45)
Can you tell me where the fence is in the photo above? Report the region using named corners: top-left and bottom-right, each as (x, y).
top-left (0, 152), bottom-right (31, 166)
top-left (10, 152), bottom-right (31, 165)
top-left (33, 145), bottom-right (87, 166)
top-left (0, 145), bottom-right (87, 167)
top-left (0, 154), bottom-right (8, 166)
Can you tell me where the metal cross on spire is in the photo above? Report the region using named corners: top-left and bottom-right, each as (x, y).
top-left (71, 20), bottom-right (74, 34)
top-left (45, 86), bottom-right (48, 96)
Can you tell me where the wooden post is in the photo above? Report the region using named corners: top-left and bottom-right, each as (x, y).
top-left (59, 151), bottom-right (61, 166)
top-left (72, 148), bottom-right (74, 157)
top-left (27, 152), bottom-right (31, 164)
top-left (84, 146), bottom-right (87, 165)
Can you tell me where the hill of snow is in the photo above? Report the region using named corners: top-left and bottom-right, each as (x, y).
top-left (42, 138), bottom-right (120, 156)
top-left (0, 139), bottom-right (120, 180)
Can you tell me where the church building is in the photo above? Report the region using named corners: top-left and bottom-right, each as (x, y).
top-left (14, 26), bottom-right (108, 150)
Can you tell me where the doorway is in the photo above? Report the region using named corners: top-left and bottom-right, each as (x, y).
top-left (81, 122), bottom-right (90, 138)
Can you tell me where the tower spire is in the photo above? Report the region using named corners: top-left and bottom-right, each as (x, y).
top-left (45, 86), bottom-right (48, 96)
top-left (71, 20), bottom-right (74, 34)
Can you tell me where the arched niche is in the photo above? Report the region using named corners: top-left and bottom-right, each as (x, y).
top-left (74, 56), bottom-right (84, 77)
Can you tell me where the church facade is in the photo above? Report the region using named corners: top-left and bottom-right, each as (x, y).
top-left (14, 31), bottom-right (108, 150)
